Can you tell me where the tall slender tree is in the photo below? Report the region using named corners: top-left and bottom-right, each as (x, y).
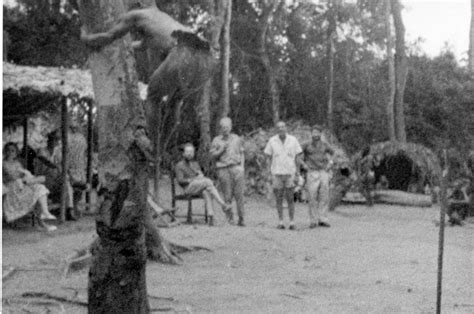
top-left (469, 0), bottom-right (474, 75)
top-left (198, 0), bottom-right (226, 171)
top-left (258, 0), bottom-right (283, 125)
top-left (384, 0), bottom-right (396, 141)
top-left (391, 0), bottom-right (407, 142)
top-left (219, 0), bottom-right (232, 118)
top-left (326, 0), bottom-right (337, 132)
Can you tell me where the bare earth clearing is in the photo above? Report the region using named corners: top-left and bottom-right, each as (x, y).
top-left (2, 178), bottom-right (473, 313)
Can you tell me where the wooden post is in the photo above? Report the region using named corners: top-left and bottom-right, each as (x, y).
top-left (60, 97), bottom-right (69, 223)
top-left (436, 150), bottom-right (448, 314)
top-left (22, 116), bottom-right (28, 167)
top-left (86, 100), bottom-right (94, 212)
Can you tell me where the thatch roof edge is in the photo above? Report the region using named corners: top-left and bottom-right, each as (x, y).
top-left (3, 62), bottom-right (147, 100)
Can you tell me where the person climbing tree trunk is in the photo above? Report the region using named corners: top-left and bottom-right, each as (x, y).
top-left (391, 0), bottom-right (407, 143)
top-left (385, 0), bottom-right (396, 142)
top-left (258, 0), bottom-right (282, 125)
top-left (469, 0), bottom-right (474, 75)
top-left (220, 0), bottom-right (232, 119)
top-left (79, 0), bottom-right (150, 312)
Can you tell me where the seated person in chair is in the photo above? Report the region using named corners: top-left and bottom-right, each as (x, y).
top-left (37, 131), bottom-right (78, 220)
top-left (3, 142), bottom-right (57, 231)
top-left (175, 143), bottom-right (232, 226)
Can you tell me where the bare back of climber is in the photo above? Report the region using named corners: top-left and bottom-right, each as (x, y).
top-left (81, 2), bottom-right (215, 150)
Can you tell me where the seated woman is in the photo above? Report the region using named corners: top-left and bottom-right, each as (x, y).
top-left (36, 131), bottom-right (77, 220)
top-left (3, 142), bottom-right (57, 231)
top-left (175, 143), bottom-right (232, 226)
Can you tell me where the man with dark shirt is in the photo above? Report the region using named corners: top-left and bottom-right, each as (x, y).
top-left (300, 126), bottom-right (334, 228)
top-left (175, 143), bottom-right (231, 226)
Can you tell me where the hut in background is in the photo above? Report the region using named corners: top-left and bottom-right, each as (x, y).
top-left (353, 141), bottom-right (442, 193)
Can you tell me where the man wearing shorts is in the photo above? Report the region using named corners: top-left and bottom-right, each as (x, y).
top-left (175, 143), bottom-right (231, 226)
top-left (264, 121), bottom-right (303, 230)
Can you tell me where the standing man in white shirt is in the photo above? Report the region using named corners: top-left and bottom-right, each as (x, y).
top-left (264, 121), bottom-right (303, 230)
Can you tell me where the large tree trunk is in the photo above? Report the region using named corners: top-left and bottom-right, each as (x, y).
top-left (391, 0), bottom-right (407, 143)
top-left (469, 0), bottom-right (474, 75)
top-left (326, 0), bottom-right (336, 133)
top-left (79, 0), bottom-right (149, 312)
top-left (219, 0), bottom-right (232, 118)
top-left (199, 0), bottom-right (226, 171)
top-left (384, 0), bottom-right (396, 141)
top-left (258, 1), bottom-right (282, 125)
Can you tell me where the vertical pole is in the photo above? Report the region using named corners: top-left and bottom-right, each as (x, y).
top-left (60, 97), bottom-right (69, 223)
top-left (23, 116), bottom-right (28, 168)
top-left (86, 100), bottom-right (94, 212)
top-left (436, 150), bottom-right (448, 314)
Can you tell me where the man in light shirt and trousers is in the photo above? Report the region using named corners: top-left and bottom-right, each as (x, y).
top-left (300, 126), bottom-right (334, 228)
top-left (264, 121), bottom-right (303, 230)
top-left (210, 117), bottom-right (246, 226)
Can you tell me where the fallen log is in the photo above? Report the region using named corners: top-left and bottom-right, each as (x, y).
top-left (373, 189), bottom-right (432, 207)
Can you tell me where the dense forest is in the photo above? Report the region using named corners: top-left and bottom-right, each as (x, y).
top-left (4, 0), bottom-right (473, 158)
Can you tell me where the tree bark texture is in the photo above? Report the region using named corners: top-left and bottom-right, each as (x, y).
top-left (79, 0), bottom-right (149, 312)
top-left (198, 0), bottom-right (226, 172)
top-left (258, 1), bottom-right (282, 125)
top-left (60, 98), bottom-right (68, 223)
top-left (391, 0), bottom-right (407, 143)
top-left (326, 1), bottom-right (336, 133)
top-left (384, 0), bottom-right (396, 142)
top-left (198, 80), bottom-right (213, 173)
top-left (470, 0), bottom-right (474, 75)
top-left (219, 0), bottom-right (232, 118)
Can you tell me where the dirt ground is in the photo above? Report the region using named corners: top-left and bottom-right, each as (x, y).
top-left (2, 177), bottom-right (474, 313)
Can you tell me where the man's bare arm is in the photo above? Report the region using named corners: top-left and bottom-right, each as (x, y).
top-left (81, 12), bottom-right (136, 49)
top-left (296, 153), bottom-right (308, 171)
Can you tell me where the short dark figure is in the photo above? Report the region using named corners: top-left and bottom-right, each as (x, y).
top-left (357, 146), bottom-right (377, 207)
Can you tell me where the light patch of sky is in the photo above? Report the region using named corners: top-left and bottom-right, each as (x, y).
top-left (403, 0), bottom-right (470, 63)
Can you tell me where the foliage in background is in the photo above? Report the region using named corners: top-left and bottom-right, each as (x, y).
top-left (3, 0), bottom-right (87, 67)
top-left (4, 0), bottom-right (473, 166)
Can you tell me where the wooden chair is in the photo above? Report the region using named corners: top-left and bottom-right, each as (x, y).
top-left (170, 171), bottom-right (208, 224)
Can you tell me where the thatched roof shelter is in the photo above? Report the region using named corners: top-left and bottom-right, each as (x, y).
top-left (354, 141), bottom-right (442, 192)
top-left (3, 62), bottom-right (147, 118)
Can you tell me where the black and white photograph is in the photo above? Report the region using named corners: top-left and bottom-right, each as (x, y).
top-left (1, 0), bottom-right (473, 312)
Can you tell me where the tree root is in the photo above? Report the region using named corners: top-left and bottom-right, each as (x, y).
top-left (63, 211), bottom-right (212, 272)
top-left (169, 242), bottom-right (213, 254)
top-left (21, 292), bottom-right (88, 306)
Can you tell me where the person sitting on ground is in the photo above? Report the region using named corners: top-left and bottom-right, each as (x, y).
top-left (2, 142), bottom-right (57, 231)
top-left (175, 143), bottom-right (232, 226)
top-left (36, 131), bottom-right (76, 220)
